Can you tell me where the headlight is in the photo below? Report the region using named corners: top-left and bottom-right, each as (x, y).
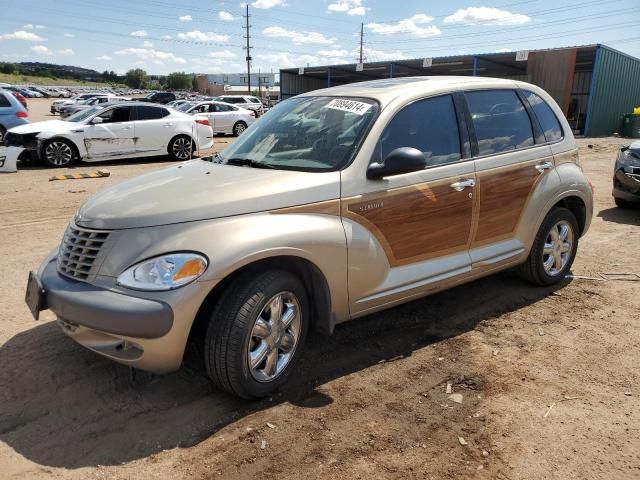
top-left (117, 253), bottom-right (208, 291)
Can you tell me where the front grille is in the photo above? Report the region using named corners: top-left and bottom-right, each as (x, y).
top-left (57, 223), bottom-right (110, 281)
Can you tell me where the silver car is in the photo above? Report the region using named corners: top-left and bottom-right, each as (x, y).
top-left (27, 77), bottom-right (593, 399)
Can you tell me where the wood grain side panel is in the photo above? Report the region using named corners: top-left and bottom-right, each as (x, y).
top-left (344, 181), bottom-right (473, 265)
top-left (271, 199), bottom-right (341, 216)
top-left (473, 165), bottom-right (540, 244)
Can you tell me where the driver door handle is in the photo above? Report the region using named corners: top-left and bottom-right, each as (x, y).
top-left (120, 125), bottom-right (132, 130)
top-left (535, 161), bottom-right (554, 173)
top-left (450, 178), bottom-right (475, 191)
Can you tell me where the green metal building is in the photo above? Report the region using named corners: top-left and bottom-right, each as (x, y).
top-left (280, 44), bottom-right (640, 137)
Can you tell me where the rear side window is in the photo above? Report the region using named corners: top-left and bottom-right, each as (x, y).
top-left (0, 93), bottom-right (11, 107)
top-left (135, 106), bottom-right (170, 120)
top-left (523, 91), bottom-right (563, 143)
top-left (466, 90), bottom-right (534, 155)
top-left (377, 95), bottom-right (462, 167)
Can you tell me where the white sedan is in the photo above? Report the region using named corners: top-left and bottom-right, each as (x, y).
top-left (5, 102), bottom-right (213, 167)
top-left (177, 101), bottom-right (255, 136)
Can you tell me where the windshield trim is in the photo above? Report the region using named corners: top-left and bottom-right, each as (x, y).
top-left (220, 95), bottom-right (380, 173)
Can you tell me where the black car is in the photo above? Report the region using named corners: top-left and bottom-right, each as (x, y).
top-left (141, 92), bottom-right (176, 104)
top-left (613, 141), bottom-right (640, 208)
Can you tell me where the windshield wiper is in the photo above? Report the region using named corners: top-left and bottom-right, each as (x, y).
top-left (225, 158), bottom-right (276, 169)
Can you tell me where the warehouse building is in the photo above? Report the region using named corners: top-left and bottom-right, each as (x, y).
top-left (280, 44), bottom-right (640, 137)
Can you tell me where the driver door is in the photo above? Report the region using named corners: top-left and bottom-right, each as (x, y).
top-left (84, 105), bottom-right (135, 159)
top-left (342, 94), bottom-right (477, 316)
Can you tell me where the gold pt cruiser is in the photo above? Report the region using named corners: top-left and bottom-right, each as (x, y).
top-left (26, 77), bottom-right (593, 398)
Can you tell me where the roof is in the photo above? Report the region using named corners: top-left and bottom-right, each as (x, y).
top-left (299, 75), bottom-right (518, 105)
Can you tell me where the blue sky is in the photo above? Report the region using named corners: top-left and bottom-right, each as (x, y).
top-left (0, 0), bottom-right (638, 75)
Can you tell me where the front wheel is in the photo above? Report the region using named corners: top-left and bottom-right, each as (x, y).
top-left (204, 270), bottom-right (309, 399)
top-left (233, 121), bottom-right (247, 136)
top-left (518, 207), bottom-right (579, 286)
top-left (168, 135), bottom-right (193, 161)
top-left (41, 138), bottom-right (78, 167)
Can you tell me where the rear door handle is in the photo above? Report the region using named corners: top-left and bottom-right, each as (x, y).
top-left (450, 179), bottom-right (475, 191)
top-left (535, 161), bottom-right (554, 173)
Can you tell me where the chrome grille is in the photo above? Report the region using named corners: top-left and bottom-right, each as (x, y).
top-left (57, 223), bottom-right (110, 281)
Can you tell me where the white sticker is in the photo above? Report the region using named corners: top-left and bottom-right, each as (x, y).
top-left (298, 67), bottom-right (305, 75)
top-left (356, 63), bottom-right (364, 72)
top-left (422, 57), bottom-right (432, 68)
top-left (325, 98), bottom-right (372, 115)
top-left (515, 50), bottom-right (529, 61)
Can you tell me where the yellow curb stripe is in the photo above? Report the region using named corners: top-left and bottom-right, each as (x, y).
top-left (49, 171), bottom-right (110, 181)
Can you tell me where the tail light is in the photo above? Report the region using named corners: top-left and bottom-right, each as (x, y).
top-left (195, 118), bottom-right (210, 126)
top-left (16, 111), bottom-right (28, 118)
top-left (249, 110), bottom-right (256, 117)
top-left (585, 175), bottom-right (595, 193)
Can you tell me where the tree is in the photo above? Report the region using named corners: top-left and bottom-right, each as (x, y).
top-left (0, 62), bottom-right (16, 74)
top-left (166, 72), bottom-right (192, 90)
top-left (124, 68), bottom-right (148, 89)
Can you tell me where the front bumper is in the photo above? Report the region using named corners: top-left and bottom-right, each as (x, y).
top-left (613, 169), bottom-right (640, 203)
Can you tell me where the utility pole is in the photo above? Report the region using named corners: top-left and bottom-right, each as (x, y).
top-left (243, 4), bottom-right (252, 94)
top-left (359, 22), bottom-right (364, 64)
top-left (258, 68), bottom-right (262, 97)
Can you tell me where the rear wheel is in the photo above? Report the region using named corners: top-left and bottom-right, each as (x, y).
top-left (168, 135), bottom-right (193, 161)
top-left (204, 270), bottom-right (309, 399)
top-left (233, 121), bottom-right (247, 136)
top-left (519, 207), bottom-right (579, 286)
top-left (41, 138), bottom-right (78, 167)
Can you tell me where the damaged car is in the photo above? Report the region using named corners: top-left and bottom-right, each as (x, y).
top-left (4, 102), bottom-right (214, 167)
top-left (613, 141), bottom-right (640, 208)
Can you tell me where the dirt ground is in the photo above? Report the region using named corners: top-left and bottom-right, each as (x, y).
top-left (1, 99), bottom-right (639, 480)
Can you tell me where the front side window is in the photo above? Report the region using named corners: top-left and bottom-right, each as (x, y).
top-left (98, 106), bottom-right (131, 123)
top-left (376, 95), bottom-right (462, 167)
top-left (523, 91), bottom-right (563, 143)
top-left (219, 96), bottom-right (378, 172)
top-left (466, 89), bottom-right (534, 156)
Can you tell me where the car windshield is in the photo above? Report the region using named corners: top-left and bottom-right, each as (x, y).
top-left (218, 96), bottom-right (378, 172)
top-left (65, 106), bottom-right (101, 122)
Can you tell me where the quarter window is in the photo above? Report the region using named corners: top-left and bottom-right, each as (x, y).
top-left (0, 93), bottom-right (11, 107)
top-left (523, 91), bottom-right (563, 143)
top-left (377, 95), bottom-right (462, 167)
top-left (466, 90), bottom-right (534, 155)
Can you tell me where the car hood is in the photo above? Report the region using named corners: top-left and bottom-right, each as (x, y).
top-left (9, 120), bottom-right (76, 135)
top-left (75, 160), bottom-right (341, 229)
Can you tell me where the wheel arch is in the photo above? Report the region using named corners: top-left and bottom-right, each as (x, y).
top-left (184, 255), bottom-right (334, 367)
top-left (39, 135), bottom-right (83, 162)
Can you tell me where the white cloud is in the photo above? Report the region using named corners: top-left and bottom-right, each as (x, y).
top-left (208, 50), bottom-right (237, 59)
top-left (262, 26), bottom-right (334, 45)
top-left (130, 30), bottom-right (149, 37)
top-left (252, 0), bottom-right (287, 9)
top-left (366, 14), bottom-right (440, 37)
top-left (115, 47), bottom-right (187, 64)
top-left (0, 30), bottom-right (45, 42)
top-left (218, 11), bottom-right (236, 21)
top-left (23, 24), bottom-right (33, 29)
top-left (177, 30), bottom-right (229, 42)
top-left (360, 47), bottom-right (406, 61)
top-left (30, 45), bottom-right (53, 56)
top-left (58, 48), bottom-right (74, 55)
top-left (96, 55), bottom-right (112, 61)
top-left (494, 47), bottom-right (511, 53)
top-left (444, 7), bottom-right (530, 25)
top-left (317, 49), bottom-right (350, 57)
top-left (23, 24), bottom-right (45, 30)
top-left (327, 0), bottom-right (369, 16)
top-left (64, 33), bottom-right (75, 38)
top-left (162, 35), bottom-right (172, 39)
top-left (179, 15), bottom-right (192, 21)
top-left (143, 40), bottom-right (153, 47)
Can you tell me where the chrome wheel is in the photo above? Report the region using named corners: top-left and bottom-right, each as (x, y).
top-left (542, 220), bottom-right (574, 276)
top-left (248, 291), bottom-right (301, 383)
top-left (234, 122), bottom-right (246, 135)
top-left (171, 137), bottom-right (192, 160)
top-left (44, 141), bottom-right (74, 166)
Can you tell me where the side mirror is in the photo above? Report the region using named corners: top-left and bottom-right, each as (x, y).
top-left (91, 116), bottom-right (103, 124)
top-left (367, 147), bottom-right (427, 179)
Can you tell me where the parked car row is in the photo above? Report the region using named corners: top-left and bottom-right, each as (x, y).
top-left (175, 100), bottom-right (256, 136)
top-left (0, 88), bottom-right (29, 144)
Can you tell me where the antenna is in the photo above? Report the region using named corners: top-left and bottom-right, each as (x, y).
top-left (359, 23), bottom-right (364, 64)
top-left (242, 4), bottom-right (252, 94)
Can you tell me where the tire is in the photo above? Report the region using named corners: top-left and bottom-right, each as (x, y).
top-left (41, 138), bottom-right (78, 168)
top-left (518, 207), bottom-right (579, 286)
top-left (0, 126), bottom-right (6, 145)
top-left (204, 270), bottom-right (309, 399)
top-left (233, 121), bottom-right (247, 137)
top-left (168, 135), bottom-right (193, 161)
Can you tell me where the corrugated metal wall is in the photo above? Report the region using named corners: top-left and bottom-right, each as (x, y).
top-left (526, 49), bottom-right (577, 114)
top-left (586, 46), bottom-right (640, 136)
top-left (280, 71), bottom-right (327, 99)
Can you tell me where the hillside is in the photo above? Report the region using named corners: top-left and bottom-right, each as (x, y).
top-left (0, 72), bottom-right (117, 87)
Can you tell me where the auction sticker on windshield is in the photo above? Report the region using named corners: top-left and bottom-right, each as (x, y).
top-left (326, 98), bottom-right (372, 115)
